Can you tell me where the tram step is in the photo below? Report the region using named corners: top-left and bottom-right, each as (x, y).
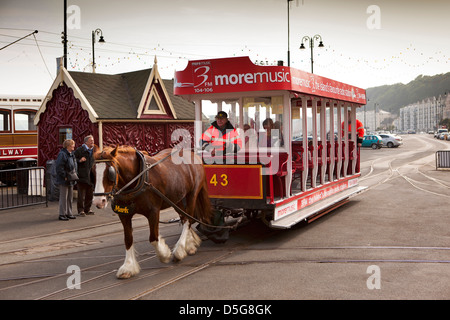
top-left (269, 185), bottom-right (367, 229)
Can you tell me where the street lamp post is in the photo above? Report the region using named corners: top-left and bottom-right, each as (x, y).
top-left (91, 28), bottom-right (105, 73)
top-left (374, 102), bottom-right (379, 131)
top-left (299, 34), bottom-right (324, 74)
top-left (63, 0), bottom-right (67, 69)
top-left (287, 0), bottom-right (293, 66)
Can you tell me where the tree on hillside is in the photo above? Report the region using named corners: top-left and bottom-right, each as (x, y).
top-left (366, 72), bottom-right (450, 116)
top-left (440, 118), bottom-right (450, 129)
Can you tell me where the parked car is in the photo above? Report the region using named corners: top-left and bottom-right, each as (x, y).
top-left (362, 135), bottom-right (383, 149)
top-left (435, 128), bottom-right (448, 138)
top-left (379, 134), bottom-right (403, 148)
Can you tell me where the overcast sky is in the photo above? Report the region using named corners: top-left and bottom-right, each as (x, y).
top-left (1, 0), bottom-right (449, 96)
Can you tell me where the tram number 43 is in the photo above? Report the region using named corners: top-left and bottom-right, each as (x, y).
top-left (209, 174), bottom-right (228, 187)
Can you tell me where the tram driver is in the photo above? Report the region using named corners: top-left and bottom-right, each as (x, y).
top-left (201, 111), bottom-right (242, 155)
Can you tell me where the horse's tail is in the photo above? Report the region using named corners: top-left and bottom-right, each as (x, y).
top-left (194, 176), bottom-right (212, 224)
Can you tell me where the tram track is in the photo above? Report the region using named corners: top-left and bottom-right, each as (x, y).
top-left (2, 204), bottom-right (449, 299)
top-left (0, 221), bottom-right (186, 297)
top-left (0, 214), bottom-right (180, 265)
top-left (129, 243), bottom-right (450, 300)
top-left (1, 135), bottom-right (449, 299)
top-left (0, 220), bottom-right (277, 300)
top-left (359, 135), bottom-right (450, 199)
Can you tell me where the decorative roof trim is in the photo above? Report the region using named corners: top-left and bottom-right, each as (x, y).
top-left (34, 65), bottom-right (98, 125)
top-left (136, 57), bottom-right (178, 119)
top-left (142, 84), bottom-right (167, 115)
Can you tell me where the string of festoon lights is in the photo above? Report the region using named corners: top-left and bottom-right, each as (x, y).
top-left (66, 40), bottom-right (449, 77)
top-left (291, 43), bottom-right (450, 85)
top-left (297, 44), bottom-right (449, 71)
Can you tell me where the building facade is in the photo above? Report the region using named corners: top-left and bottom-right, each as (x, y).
top-left (398, 95), bottom-right (449, 132)
top-left (356, 108), bottom-right (392, 132)
top-left (34, 60), bottom-right (195, 167)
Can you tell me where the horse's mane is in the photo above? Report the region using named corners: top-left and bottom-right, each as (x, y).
top-left (110, 145), bottom-right (135, 153)
top-left (95, 145), bottom-right (151, 161)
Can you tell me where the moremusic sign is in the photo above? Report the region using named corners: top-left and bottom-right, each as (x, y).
top-left (174, 56), bottom-right (366, 104)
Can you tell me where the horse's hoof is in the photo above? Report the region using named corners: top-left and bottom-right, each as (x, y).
top-left (186, 247), bottom-right (197, 255)
top-left (117, 272), bottom-right (132, 279)
top-left (159, 254), bottom-right (172, 264)
top-left (173, 250), bottom-right (187, 262)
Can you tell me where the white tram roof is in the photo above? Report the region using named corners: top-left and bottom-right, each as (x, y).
top-left (174, 56), bottom-right (366, 105)
top-left (0, 95), bottom-right (44, 109)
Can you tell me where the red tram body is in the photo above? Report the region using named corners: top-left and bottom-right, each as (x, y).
top-left (178, 57), bottom-right (367, 228)
top-left (0, 96), bottom-right (42, 170)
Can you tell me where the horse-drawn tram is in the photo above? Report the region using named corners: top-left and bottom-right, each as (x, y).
top-left (174, 56), bottom-right (367, 229)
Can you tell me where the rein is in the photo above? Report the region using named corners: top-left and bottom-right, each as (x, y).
top-left (95, 147), bottom-right (238, 230)
top-left (145, 181), bottom-right (239, 230)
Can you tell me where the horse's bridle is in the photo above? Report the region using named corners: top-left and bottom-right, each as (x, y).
top-left (93, 159), bottom-right (119, 198)
top-left (93, 148), bottom-right (176, 199)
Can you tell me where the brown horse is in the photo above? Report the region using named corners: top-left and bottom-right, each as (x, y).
top-left (92, 145), bottom-right (212, 279)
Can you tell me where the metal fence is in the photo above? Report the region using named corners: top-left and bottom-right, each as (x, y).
top-left (436, 150), bottom-right (450, 170)
top-left (0, 166), bottom-right (48, 210)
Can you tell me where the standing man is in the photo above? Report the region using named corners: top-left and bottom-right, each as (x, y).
top-left (342, 110), bottom-right (364, 173)
top-left (342, 110), bottom-right (365, 146)
top-left (74, 135), bottom-right (95, 217)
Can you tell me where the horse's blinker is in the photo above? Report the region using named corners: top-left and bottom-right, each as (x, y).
top-left (108, 165), bottom-right (116, 183)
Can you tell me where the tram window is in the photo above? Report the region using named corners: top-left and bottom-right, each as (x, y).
top-left (0, 110), bottom-right (11, 132)
top-left (242, 96), bottom-right (284, 150)
top-left (59, 127), bottom-right (73, 144)
top-left (201, 100), bottom-right (239, 131)
top-left (14, 110), bottom-right (37, 131)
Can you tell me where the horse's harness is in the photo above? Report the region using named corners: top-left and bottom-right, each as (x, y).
top-left (94, 148), bottom-right (236, 230)
top-left (93, 149), bottom-right (174, 199)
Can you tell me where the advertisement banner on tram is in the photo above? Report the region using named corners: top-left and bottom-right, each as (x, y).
top-left (174, 56), bottom-right (366, 104)
top-left (274, 178), bottom-right (359, 221)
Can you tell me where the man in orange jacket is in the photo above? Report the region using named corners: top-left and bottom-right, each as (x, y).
top-left (201, 111), bottom-right (242, 154)
top-left (342, 110), bottom-right (365, 146)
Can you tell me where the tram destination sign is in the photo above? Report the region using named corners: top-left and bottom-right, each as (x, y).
top-left (174, 56), bottom-right (366, 104)
top-left (0, 146), bottom-right (38, 161)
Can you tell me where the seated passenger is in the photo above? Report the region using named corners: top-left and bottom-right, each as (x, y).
top-left (259, 118), bottom-right (283, 148)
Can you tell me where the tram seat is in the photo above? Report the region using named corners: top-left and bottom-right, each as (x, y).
top-left (275, 152), bottom-right (297, 198)
top-left (291, 142), bottom-right (304, 186)
top-left (332, 141), bottom-right (343, 179)
top-left (336, 140), bottom-right (356, 176)
top-left (315, 143), bottom-right (325, 183)
top-left (347, 141), bottom-right (356, 175)
top-left (276, 153), bottom-right (292, 177)
top-left (325, 142), bottom-right (333, 167)
top-left (348, 141), bottom-right (355, 160)
top-left (307, 143), bottom-right (323, 183)
top-left (270, 152), bottom-right (299, 199)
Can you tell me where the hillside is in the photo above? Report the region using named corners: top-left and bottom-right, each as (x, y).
top-left (365, 72), bottom-right (450, 115)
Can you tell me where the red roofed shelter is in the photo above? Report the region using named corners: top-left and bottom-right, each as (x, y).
top-left (34, 59), bottom-right (195, 167)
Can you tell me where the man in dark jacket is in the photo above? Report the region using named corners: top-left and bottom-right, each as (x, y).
top-left (74, 135), bottom-right (95, 216)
